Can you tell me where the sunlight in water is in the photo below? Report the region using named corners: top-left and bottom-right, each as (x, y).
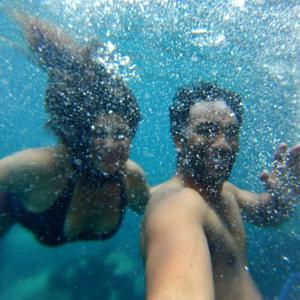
top-left (0, 1), bottom-right (299, 299)
top-left (14, 0), bottom-right (299, 141)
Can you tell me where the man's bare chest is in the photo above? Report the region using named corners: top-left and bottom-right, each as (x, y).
top-left (204, 198), bottom-right (246, 270)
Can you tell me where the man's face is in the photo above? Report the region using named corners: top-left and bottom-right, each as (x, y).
top-left (180, 100), bottom-right (240, 184)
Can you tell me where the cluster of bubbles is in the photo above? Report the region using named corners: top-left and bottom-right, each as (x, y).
top-left (90, 40), bottom-right (139, 81)
top-left (0, 1), bottom-right (299, 299)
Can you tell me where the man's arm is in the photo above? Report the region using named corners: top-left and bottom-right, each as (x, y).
top-left (230, 184), bottom-right (281, 226)
top-left (142, 189), bottom-right (214, 300)
top-left (233, 144), bottom-right (300, 226)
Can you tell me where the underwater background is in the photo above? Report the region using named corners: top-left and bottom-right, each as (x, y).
top-left (0, 0), bottom-right (299, 299)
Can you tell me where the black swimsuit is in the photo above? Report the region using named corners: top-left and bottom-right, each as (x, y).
top-left (5, 173), bottom-right (127, 246)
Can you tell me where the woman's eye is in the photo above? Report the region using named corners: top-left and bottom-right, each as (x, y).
top-left (96, 130), bottom-right (107, 138)
top-left (91, 126), bottom-right (130, 141)
top-left (114, 129), bottom-right (130, 141)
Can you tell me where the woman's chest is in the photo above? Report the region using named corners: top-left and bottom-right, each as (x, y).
top-left (19, 176), bottom-right (127, 240)
top-left (63, 182), bottom-right (126, 239)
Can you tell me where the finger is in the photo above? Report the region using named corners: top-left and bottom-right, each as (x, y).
top-left (274, 143), bottom-right (288, 161)
top-left (260, 170), bottom-right (270, 182)
top-left (260, 170), bottom-right (277, 190)
top-left (286, 144), bottom-right (300, 166)
top-left (287, 144), bottom-right (300, 158)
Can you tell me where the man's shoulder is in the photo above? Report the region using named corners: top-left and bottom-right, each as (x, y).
top-left (222, 181), bottom-right (239, 195)
top-left (147, 178), bottom-right (208, 220)
top-left (143, 182), bottom-right (208, 244)
top-left (150, 176), bottom-right (183, 197)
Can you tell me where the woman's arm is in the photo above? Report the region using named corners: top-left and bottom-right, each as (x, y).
top-left (126, 160), bottom-right (150, 214)
top-left (0, 193), bottom-right (14, 237)
top-left (0, 156), bottom-right (19, 237)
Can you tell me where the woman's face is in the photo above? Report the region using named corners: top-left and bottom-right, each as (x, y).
top-left (89, 113), bottom-right (132, 175)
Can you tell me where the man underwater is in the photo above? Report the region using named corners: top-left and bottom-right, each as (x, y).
top-left (141, 82), bottom-right (300, 300)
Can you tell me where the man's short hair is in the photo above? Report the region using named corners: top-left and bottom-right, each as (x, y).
top-left (169, 82), bottom-right (244, 139)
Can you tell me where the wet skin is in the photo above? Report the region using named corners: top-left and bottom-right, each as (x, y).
top-left (89, 114), bottom-right (132, 175)
top-left (143, 101), bottom-right (294, 300)
top-left (0, 113), bottom-right (148, 242)
top-left (183, 101), bottom-right (240, 185)
top-left (178, 102), bottom-right (257, 299)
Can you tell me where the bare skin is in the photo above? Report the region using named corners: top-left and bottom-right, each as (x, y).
top-left (0, 113), bottom-right (149, 242)
top-left (0, 13), bottom-right (149, 246)
top-left (142, 101), bottom-right (300, 300)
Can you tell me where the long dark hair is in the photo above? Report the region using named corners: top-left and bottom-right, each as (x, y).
top-left (15, 12), bottom-right (140, 149)
top-left (13, 12), bottom-right (141, 176)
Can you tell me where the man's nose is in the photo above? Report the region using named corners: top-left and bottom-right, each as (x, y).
top-left (102, 136), bottom-right (115, 149)
top-left (211, 133), bottom-right (231, 150)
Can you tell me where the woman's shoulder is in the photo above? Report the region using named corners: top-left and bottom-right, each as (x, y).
top-left (124, 159), bottom-right (147, 191)
top-left (124, 160), bottom-right (149, 214)
top-left (0, 147), bottom-right (62, 170)
top-left (124, 159), bottom-right (145, 177)
top-left (0, 147), bottom-right (71, 187)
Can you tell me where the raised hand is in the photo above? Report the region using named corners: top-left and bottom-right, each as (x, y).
top-left (260, 143), bottom-right (300, 197)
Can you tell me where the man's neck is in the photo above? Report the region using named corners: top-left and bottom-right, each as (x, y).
top-left (176, 162), bottom-right (224, 203)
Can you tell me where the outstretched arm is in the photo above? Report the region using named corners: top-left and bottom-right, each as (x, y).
top-left (236, 143), bottom-right (300, 225)
top-left (0, 148), bottom-right (56, 236)
top-left (142, 190), bottom-right (214, 300)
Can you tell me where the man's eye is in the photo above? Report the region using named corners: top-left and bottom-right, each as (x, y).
top-left (196, 127), bottom-right (217, 137)
top-left (116, 134), bottom-right (126, 140)
top-left (225, 127), bottom-right (238, 138)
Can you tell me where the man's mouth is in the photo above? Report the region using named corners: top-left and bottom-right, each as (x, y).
top-left (208, 152), bottom-right (232, 172)
top-left (212, 157), bottom-right (224, 170)
top-left (100, 153), bottom-right (116, 161)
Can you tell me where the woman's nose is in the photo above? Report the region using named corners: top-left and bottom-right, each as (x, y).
top-left (102, 136), bottom-right (116, 149)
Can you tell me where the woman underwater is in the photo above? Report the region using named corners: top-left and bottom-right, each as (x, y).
top-left (0, 13), bottom-right (149, 246)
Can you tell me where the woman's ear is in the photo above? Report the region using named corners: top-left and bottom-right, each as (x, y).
top-left (174, 135), bottom-right (184, 153)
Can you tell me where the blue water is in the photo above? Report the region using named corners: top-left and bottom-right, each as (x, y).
top-left (0, 0), bottom-right (299, 299)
